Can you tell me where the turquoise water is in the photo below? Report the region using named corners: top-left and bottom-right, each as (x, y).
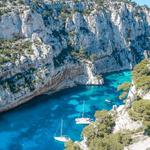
top-left (0, 71), bottom-right (131, 150)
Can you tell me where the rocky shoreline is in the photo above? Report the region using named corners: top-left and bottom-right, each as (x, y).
top-left (70, 59), bottom-right (150, 150)
top-left (0, 63), bottom-right (104, 112)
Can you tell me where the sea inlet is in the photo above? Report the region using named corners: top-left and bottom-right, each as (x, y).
top-left (0, 71), bottom-right (131, 150)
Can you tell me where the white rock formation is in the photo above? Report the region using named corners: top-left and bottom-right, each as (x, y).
top-left (21, 10), bottom-right (45, 38)
top-left (0, 12), bottom-right (21, 39)
top-left (113, 105), bottom-right (142, 133)
top-left (124, 135), bottom-right (150, 150)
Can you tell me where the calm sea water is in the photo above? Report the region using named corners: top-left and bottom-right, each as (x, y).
top-left (0, 71), bottom-right (131, 150)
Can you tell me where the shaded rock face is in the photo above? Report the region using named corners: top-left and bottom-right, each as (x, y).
top-left (0, 12), bottom-right (22, 39)
top-left (0, 0), bottom-right (150, 111)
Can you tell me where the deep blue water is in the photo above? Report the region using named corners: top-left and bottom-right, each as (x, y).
top-left (0, 71), bottom-right (131, 150)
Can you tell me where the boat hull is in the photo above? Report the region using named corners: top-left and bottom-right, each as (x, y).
top-left (75, 118), bottom-right (92, 124)
top-left (54, 136), bottom-right (70, 142)
top-left (105, 99), bottom-right (111, 103)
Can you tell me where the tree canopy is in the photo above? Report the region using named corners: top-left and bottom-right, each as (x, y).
top-left (128, 99), bottom-right (150, 135)
top-left (118, 82), bottom-right (131, 100)
top-left (133, 59), bottom-right (150, 92)
top-left (81, 111), bottom-right (132, 150)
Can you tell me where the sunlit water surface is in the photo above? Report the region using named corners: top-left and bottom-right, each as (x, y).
top-left (0, 71), bottom-right (131, 150)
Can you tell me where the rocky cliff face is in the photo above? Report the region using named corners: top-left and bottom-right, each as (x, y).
top-left (0, 0), bottom-right (150, 112)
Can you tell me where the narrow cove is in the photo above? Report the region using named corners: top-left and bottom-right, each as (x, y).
top-left (0, 71), bottom-right (131, 150)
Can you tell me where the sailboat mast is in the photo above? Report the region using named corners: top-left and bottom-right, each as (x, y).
top-left (82, 101), bottom-right (85, 118)
top-left (60, 119), bottom-right (63, 136)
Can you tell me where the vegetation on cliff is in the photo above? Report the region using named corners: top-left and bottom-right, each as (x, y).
top-left (119, 59), bottom-right (150, 135)
top-left (118, 59), bottom-right (150, 99)
top-left (118, 82), bottom-right (131, 100)
top-left (71, 48), bottom-right (91, 62)
top-left (128, 99), bottom-right (150, 135)
top-left (66, 111), bottom-right (132, 150)
top-left (82, 111), bottom-right (132, 150)
top-left (83, 111), bottom-right (115, 140)
top-left (133, 59), bottom-right (150, 92)
top-left (0, 39), bottom-right (33, 65)
top-left (65, 141), bottom-right (81, 150)
top-left (0, 67), bottom-right (38, 93)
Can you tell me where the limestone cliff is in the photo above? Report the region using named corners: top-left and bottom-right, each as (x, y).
top-left (0, 0), bottom-right (150, 111)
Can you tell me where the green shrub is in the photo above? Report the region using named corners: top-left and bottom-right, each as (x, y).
top-left (65, 141), bottom-right (81, 150)
top-left (0, 39), bottom-right (33, 65)
top-left (133, 59), bottom-right (150, 91)
top-left (71, 48), bottom-right (91, 62)
top-left (81, 110), bottom-right (132, 150)
top-left (83, 111), bottom-right (115, 143)
top-left (128, 99), bottom-right (150, 135)
top-left (88, 132), bottom-right (132, 150)
top-left (118, 82), bottom-right (131, 100)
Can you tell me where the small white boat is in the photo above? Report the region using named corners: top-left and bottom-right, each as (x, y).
top-left (75, 117), bottom-right (92, 124)
top-left (105, 99), bottom-right (111, 103)
top-left (54, 136), bottom-right (71, 142)
top-left (54, 120), bottom-right (71, 142)
top-left (75, 101), bottom-right (92, 125)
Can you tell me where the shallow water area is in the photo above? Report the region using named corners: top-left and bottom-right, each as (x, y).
top-left (0, 71), bottom-right (131, 150)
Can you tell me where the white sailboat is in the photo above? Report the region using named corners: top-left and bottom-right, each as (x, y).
top-left (75, 101), bottom-right (92, 125)
top-left (54, 119), bottom-right (71, 142)
top-left (105, 99), bottom-right (111, 103)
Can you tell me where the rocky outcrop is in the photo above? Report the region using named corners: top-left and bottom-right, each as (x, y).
top-left (0, 0), bottom-right (150, 111)
top-left (0, 60), bottom-right (103, 112)
top-left (113, 81), bottom-right (149, 134)
top-left (124, 134), bottom-right (150, 150)
top-left (113, 105), bottom-right (142, 133)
